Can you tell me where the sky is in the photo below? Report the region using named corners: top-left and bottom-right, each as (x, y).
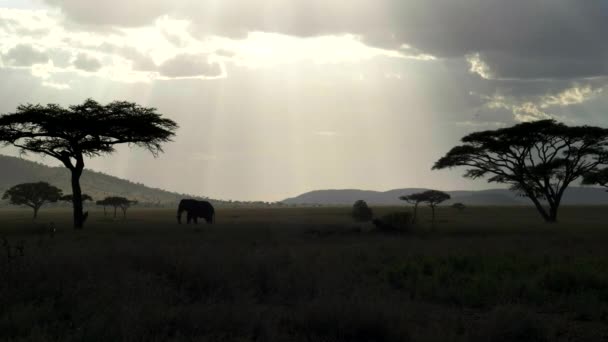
top-left (1, 0), bottom-right (608, 201)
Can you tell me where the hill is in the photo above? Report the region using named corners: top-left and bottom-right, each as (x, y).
top-left (282, 187), bottom-right (608, 206)
top-left (0, 155), bottom-right (210, 206)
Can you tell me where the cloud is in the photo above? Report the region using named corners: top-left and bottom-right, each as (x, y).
top-left (72, 53), bottom-right (102, 72)
top-left (2, 44), bottom-right (49, 66)
top-left (43, 0), bottom-right (170, 27)
top-left (453, 121), bottom-right (507, 128)
top-left (466, 53), bottom-right (493, 80)
top-left (96, 43), bottom-right (157, 71)
top-left (41, 81), bottom-right (70, 89)
top-left (41, 0), bottom-right (608, 81)
top-left (477, 84), bottom-right (604, 122)
top-left (158, 53), bottom-right (222, 78)
top-left (540, 85), bottom-right (603, 108)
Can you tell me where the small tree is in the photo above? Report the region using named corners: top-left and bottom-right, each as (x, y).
top-left (399, 192), bottom-right (427, 224)
top-left (352, 200), bottom-right (373, 222)
top-left (421, 190), bottom-right (451, 226)
top-left (2, 182), bottom-right (62, 218)
top-left (433, 120), bottom-right (608, 223)
top-left (0, 99), bottom-right (177, 229)
top-left (102, 196), bottom-right (136, 219)
top-left (452, 202), bottom-right (466, 211)
top-left (96, 199), bottom-right (109, 216)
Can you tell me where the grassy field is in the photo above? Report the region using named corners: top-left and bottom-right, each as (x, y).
top-left (2, 206), bottom-right (608, 341)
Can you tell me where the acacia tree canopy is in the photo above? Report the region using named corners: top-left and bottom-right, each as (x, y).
top-left (100, 196), bottom-right (137, 218)
top-left (582, 168), bottom-right (608, 189)
top-left (433, 120), bottom-right (608, 222)
top-left (399, 193), bottom-right (427, 223)
top-left (2, 182), bottom-right (63, 218)
top-left (422, 190), bottom-right (451, 207)
top-left (0, 99), bottom-right (178, 229)
top-left (420, 190), bottom-right (450, 226)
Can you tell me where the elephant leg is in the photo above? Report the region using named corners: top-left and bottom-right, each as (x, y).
top-left (187, 212), bottom-right (193, 224)
top-left (194, 216), bottom-right (198, 224)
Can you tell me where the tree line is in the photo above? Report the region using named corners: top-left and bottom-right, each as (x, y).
top-left (1, 99), bottom-right (608, 227)
top-left (2, 181), bottom-right (136, 219)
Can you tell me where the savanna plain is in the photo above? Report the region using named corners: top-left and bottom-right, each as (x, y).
top-left (2, 206), bottom-right (608, 342)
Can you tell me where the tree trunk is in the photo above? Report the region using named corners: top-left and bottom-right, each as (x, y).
top-left (113, 207), bottom-right (117, 218)
top-left (524, 191), bottom-right (552, 223)
top-left (412, 203), bottom-right (418, 224)
top-left (547, 201), bottom-right (560, 223)
top-left (71, 167), bottom-right (85, 229)
top-left (33, 206), bottom-right (39, 219)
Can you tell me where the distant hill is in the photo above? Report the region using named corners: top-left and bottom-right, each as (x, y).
top-left (0, 155), bottom-right (212, 206)
top-left (282, 187), bottom-right (608, 206)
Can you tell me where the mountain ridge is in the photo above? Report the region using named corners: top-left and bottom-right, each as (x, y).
top-left (0, 154), bottom-right (214, 206)
top-left (282, 187), bottom-right (608, 206)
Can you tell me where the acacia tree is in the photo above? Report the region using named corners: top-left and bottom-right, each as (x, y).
top-left (2, 182), bottom-right (63, 218)
top-left (102, 196), bottom-right (137, 218)
top-left (96, 199), bottom-right (109, 216)
top-left (399, 192), bottom-right (427, 224)
top-left (433, 120), bottom-right (608, 223)
top-left (0, 99), bottom-right (177, 229)
top-left (422, 190), bottom-right (451, 226)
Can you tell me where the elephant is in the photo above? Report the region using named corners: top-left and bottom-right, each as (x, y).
top-left (177, 199), bottom-right (215, 224)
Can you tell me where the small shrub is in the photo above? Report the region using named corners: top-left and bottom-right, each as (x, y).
top-left (452, 203), bottom-right (466, 211)
top-left (373, 212), bottom-right (412, 233)
top-left (352, 200), bottom-right (373, 222)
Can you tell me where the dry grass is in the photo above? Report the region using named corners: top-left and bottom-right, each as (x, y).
top-left (1, 206), bottom-right (608, 341)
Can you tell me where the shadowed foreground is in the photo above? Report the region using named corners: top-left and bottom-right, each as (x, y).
top-left (2, 207), bottom-right (608, 341)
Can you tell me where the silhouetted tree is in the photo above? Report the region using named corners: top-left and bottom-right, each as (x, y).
top-left (582, 168), bottom-right (608, 190)
top-left (421, 190), bottom-right (451, 226)
top-left (102, 196), bottom-right (136, 218)
top-left (399, 192), bottom-right (427, 224)
top-left (96, 199), bottom-right (109, 216)
top-left (0, 99), bottom-right (177, 229)
top-left (2, 182), bottom-right (62, 218)
top-left (433, 120), bottom-right (608, 223)
top-left (352, 200), bottom-right (373, 222)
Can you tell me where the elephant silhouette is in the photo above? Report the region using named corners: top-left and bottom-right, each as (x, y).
top-left (177, 199), bottom-right (215, 224)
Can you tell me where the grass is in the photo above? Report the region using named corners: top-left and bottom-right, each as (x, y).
top-left (1, 206), bottom-right (608, 341)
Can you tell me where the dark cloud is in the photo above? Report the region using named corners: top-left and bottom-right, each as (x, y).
top-left (43, 0), bottom-right (608, 80)
top-left (158, 54), bottom-right (222, 78)
top-left (73, 53), bottom-right (102, 72)
top-left (3, 44), bottom-right (49, 66)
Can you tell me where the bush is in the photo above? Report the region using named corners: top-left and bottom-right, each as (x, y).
top-left (452, 203), bottom-right (466, 211)
top-left (352, 200), bottom-right (373, 222)
top-left (373, 212), bottom-right (412, 233)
